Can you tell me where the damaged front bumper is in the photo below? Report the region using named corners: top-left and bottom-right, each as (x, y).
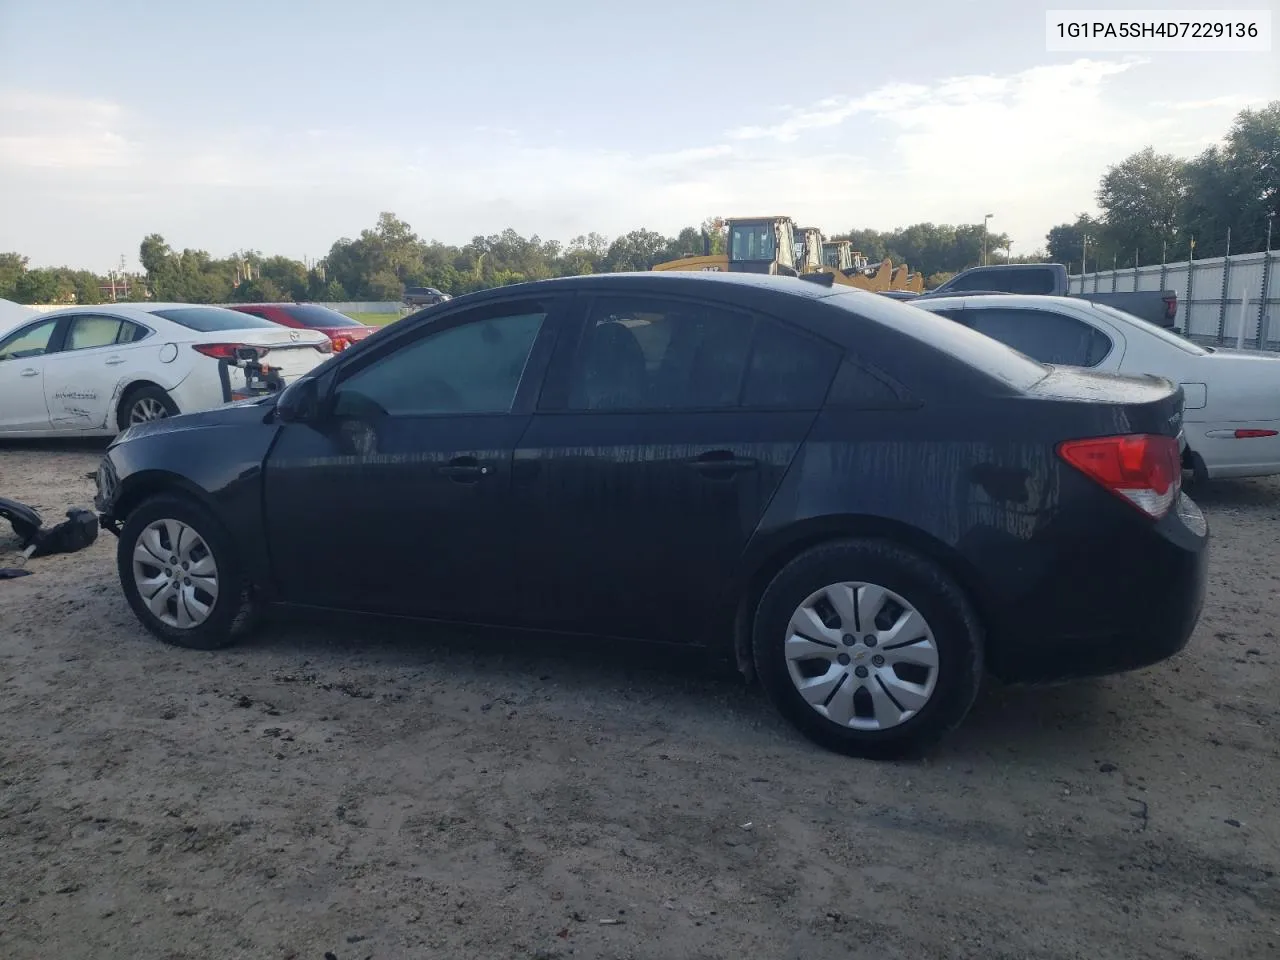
top-left (93, 456), bottom-right (122, 536)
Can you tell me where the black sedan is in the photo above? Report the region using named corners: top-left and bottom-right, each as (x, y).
top-left (94, 272), bottom-right (1209, 759)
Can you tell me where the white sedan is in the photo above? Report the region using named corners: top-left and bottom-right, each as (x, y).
top-left (0, 303), bottom-right (332, 438)
top-left (913, 294), bottom-right (1280, 481)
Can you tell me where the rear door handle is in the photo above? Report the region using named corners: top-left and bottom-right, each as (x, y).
top-left (20, 368), bottom-right (39, 378)
top-left (439, 456), bottom-right (491, 482)
top-left (689, 450), bottom-right (757, 477)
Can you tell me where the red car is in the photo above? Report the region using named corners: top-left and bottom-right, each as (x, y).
top-left (225, 303), bottom-right (377, 352)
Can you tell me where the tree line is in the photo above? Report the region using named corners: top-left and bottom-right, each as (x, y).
top-left (2, 102), bottom-right (1274, 306)
top-left (1046, 101), bottom-right (1278, 271)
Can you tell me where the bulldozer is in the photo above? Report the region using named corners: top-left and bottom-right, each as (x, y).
top-left (651, 215), bottom-right (925, 292)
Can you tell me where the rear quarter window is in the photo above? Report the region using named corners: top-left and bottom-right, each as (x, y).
top-left (818, 290), bottom-right (1049, 392)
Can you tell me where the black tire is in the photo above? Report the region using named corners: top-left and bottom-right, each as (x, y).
top-left (751, 538), bottom-right (983, 760)
top-left (117, 384), bottom-right (178, 432)
top-left (116, 493), bottom-right (257, 650)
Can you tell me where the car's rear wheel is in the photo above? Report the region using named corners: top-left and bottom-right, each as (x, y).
top-left (117, 384), bottom-right (178, 432)
top-left (752, 538), bottom-right (983, 760)
top-left (116, 494), bottom-right (256, 650)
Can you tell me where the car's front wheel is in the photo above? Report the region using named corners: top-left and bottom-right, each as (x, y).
top-left (117, 494), bottom-right (256, 650)
top-left (752, 538), bottom-right (983, 760)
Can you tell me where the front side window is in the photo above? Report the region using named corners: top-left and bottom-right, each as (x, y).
top-left (964, 307), bottom-right (1113, 367)
top-left (0, 319), bottom-right (58, 361)
top-left (333, 305), bottom-right (547, 417)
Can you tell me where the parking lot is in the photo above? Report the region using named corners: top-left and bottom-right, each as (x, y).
top-left (2, 442), bottom-right (1278, 960)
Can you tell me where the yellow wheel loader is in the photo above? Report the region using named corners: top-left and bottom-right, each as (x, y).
top-left (651, 216), bottom-right (802, 275)
top-left (651, 216), bottom-right (925, 292)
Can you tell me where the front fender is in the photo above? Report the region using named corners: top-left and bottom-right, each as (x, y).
top-left (99, 413), bottom-right (281, 591)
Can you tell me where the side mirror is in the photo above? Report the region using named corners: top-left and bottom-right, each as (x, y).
top-left (276, 376), bottom-right (320, 423)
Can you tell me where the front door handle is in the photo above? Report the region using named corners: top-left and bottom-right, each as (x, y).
top-left (20, 368), bottom-right (39, 378)
top-left (439, 456), bottom-right (490, 482)
top-left (105, 356), bottom-right (125, 366)
top-left (688, 450), bottom-right (757, 477)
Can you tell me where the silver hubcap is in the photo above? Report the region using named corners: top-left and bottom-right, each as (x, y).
top-left (131, 519), bottom-right (219, 629)
top-left (130, 397), bottom-right (169, 424)
top-left (785, 581), bottom-right (940, 731)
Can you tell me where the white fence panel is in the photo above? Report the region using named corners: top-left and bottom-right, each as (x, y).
top-left (1070, 252), bottom-right (1280, 350)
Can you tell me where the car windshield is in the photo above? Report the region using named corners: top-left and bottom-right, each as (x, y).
top-left (279, 304), bottom-right (366, 328)
top-left (820, 289), bottom-right (1050, 390)
top-left (1087, 302), bottom-right (1208, 355)
top-left (151, 307), bottom-right (278, 332)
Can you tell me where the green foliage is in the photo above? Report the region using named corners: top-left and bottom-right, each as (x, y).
top-left (1053, 100), bottom-right (1278, 265)
top-left (0, 252), bottom-right (28, 299)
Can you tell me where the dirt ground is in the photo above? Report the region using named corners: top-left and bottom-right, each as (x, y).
top-left (1, 442), bottom-right (1277, 960)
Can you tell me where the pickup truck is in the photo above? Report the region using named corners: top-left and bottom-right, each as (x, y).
top-left (919, 263), bottom-right (1178, 328)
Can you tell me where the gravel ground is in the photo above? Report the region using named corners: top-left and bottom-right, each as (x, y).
top-left (2, 441), bottom-right (1278, 960)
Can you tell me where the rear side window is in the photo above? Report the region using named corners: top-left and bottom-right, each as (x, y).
top-left (66, 315), bottom-right (125, 350)
top-left (569, 296), bottom-right (754, 411)
top-left (964, 307), bottom-right (1113, 367)
top-left (151, 307), bottom-right (278, 332)
top-left (65, 314), bottom-right (148, 349)
top-left (818, 290), bottom-right (1048, 391)
top-left (742, 319), bottom-right (839, 408)
top-left (567, 296), bottom-right (839, 411)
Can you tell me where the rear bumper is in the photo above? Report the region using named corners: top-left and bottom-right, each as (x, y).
top-left (986, 493), bottom-right (1209, 684)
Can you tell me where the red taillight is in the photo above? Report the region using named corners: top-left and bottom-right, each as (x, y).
top-left (1163, 295), bottom-right (1177, 321)
top-left (1058, 434), bottom-right (1181, 518)
top-left (1235, 429), bottom-right (1278, 439)
top-left (192, 343), bottom-right (268, 361)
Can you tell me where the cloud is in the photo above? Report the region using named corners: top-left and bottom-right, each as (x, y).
top-left (0, 57), bottom-right (1253, 270)
top-left (1155, 94), bottom-right (1269, 111)
top-left (0, 90), bottom-right (136, 169)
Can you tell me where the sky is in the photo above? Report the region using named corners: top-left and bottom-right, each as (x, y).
top-left (0, 0), bottom-right (1275, 273)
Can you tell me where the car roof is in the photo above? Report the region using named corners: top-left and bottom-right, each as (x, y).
top-left (26, 302), bottom-right (258, 324)
top-left (440, 270), bottom-right (845, 308)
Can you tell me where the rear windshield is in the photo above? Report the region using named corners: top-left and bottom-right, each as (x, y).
top-left (1088, 302), bottom-right (1208, 356)
top-left (151, 307), bottom-right (278, 332)
top-left (818, 289), bottom-right (1049, 390)
top-left (277, 304), bottom-right (366, 328)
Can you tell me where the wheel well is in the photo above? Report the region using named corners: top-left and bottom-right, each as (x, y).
top-left (115, 380), bottom-right (172, 419)
top-left (112, 473), bottom-right (211, 527)
top-left (730, 516), bottom-right (996, 684)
